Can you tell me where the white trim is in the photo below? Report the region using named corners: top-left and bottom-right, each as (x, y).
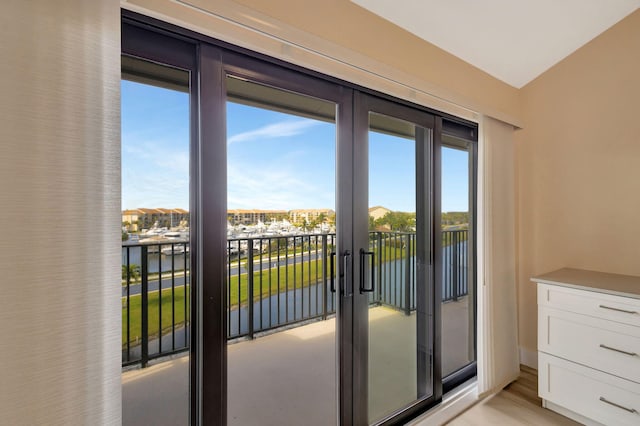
top-left (121, 0), bottom-right (523, 128)
top-left (519, 346), bottom-right (538, 370)
top-left (407, 381), bottom-right (479, 425)
top-left (544, 400), bottom-right (604, 426)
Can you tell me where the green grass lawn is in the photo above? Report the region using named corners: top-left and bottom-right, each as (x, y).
top-left (228, 244), bottom-right (412, 307)
top-left (121, 243), bottom-right (413, 347)
top-left (122, 286), bottom-right (189, 348)
top-left (228, 256), bottom-right (329, 308)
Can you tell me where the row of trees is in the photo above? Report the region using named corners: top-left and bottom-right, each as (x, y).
top-left (369, 211), bottom-right (415, 232)
top-left (370, 211), bottom-right (469, 232)
top-left (442, 211), bottom-right (468, 226)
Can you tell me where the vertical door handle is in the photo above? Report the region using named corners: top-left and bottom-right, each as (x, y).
top-left (329, 251), bottom-right (336, 293)
top-left (341, 250), bottom-right (352, 296)
top-left (360, 248), bottom-right (375, 293)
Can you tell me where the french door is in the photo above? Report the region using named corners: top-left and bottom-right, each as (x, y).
top-left (210, 54), bottom-right (440, 425)
top-left (123, 13), bottom-right (474, 426)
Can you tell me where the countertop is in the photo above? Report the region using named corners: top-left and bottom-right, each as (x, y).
top-left (531, 267), bottom-right (640, 299)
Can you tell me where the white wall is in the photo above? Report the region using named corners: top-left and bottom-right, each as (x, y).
top-left (0, 1), bottom-right (121, 423)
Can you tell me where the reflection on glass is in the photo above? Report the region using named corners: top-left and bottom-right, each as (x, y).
top-left (226, 77), bottom-right (337, 426)
top-left (121, 56), bottom-right (191, 425)
top-left (367, 113), bottom-right (432, 423)
top-left (441, 141), bottom-right (475, 377)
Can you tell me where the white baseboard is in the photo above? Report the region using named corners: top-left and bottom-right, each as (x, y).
top-left (519, 346), bottom-right (538, 369)
top-left (545, 400), bottom-right (603, 426)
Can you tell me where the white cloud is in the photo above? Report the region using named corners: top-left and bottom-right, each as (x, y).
top-left (122, 136), bottom-right (190, 209)
top-left (228, 119), bottom-right (320, 145)
top-left (122, 167), bottom-right (189, 210)
top-left (227, 162), bottom-right (334, 210)
top-left (123, 142), bottom-right (189, 174)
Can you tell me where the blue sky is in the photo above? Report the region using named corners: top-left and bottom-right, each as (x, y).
top-left (122, 80), bottom-right (468, 212)
top-left (121, 80), bottom-right (190, 210)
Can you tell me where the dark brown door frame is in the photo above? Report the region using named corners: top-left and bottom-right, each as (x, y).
top-left (122, 10), bottom-right (478, 425)
top-left (121, 20), bottom-right (205, 425)
top-left (353, 92), bottom-right (441, 425)
top-left (214, 48), bottom-right (356, 425)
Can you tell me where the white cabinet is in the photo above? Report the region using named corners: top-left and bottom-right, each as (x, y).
top-left (533, 269), bottom-right (640, 425)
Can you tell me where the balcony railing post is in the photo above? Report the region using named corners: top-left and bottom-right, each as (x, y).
top-left (404, 233), bottom-right (411, 316)
top-left (141, 245), bottom-right (149, 368)
top-left (452, 231), bottom-right (459, 302)
top-left (377, 232), bottom-right (382, 305)
top-left (125, 246), bottom-right (130, 363)
top-left (247, 240), bottom-right (254, 340)
top-left (322, 234), bottom-right (328, 320)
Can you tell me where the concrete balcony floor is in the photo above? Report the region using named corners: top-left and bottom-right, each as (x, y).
top-left (122, 299), bottom-right (471, 426)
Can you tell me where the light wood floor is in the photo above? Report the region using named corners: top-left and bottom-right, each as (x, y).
top-left (446, 366), bottom-right (580, 425)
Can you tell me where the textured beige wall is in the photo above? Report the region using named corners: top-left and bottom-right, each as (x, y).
top-left (234, 0), bottom-right (520, 119)
top-left (0, 1), bottom-right (121, 423)
top-left (516, 10), bottom-right (640, 353)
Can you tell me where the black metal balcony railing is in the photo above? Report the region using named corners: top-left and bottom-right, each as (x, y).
top-left (121, 241), bottom-right (190, 367)
top-left (121, 230), bottom-right (469, 367)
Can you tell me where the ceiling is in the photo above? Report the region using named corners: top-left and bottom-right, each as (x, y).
top-left (351, 0), bottom-right (640, 88)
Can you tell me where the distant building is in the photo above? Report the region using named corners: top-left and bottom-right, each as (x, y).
top-left (289, 208), bottom-right (334, 225)
top-left (122, 208), bottom-right (189, 232)
top-left (368, 206), bottom-right (391, 221)
top-left (227, 209), bottom-right (288, 225)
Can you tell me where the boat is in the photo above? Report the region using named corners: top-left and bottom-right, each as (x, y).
top-left (161, 244), bottom-right (189, 255)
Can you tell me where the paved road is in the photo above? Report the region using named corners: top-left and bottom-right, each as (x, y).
top-left (122, 276), bottom-right (189, 297)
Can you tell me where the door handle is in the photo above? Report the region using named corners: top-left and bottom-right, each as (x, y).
top-left (340, 250), bottom-right (352, 296)
top-left (359, 248), bottom-right (375, 293)
top-left (329, 251), bottom-right (336, 293)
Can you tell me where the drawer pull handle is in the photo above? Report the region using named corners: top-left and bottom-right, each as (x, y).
top-left (599, 397), bottom-right (638, 414)
top-left (599, 304), bottom-right (638, 315)
top-left (599, 344), bottom-right (637, 357)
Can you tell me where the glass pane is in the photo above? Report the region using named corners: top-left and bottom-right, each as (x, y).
top-left (367, 112), bottom-right (432, 423)
top-left (441, 140), bottom-right (475, 377)
top-left (226, 76), bottom-right (337, 426)
top-left (121, 56), bottom-right (191, 425)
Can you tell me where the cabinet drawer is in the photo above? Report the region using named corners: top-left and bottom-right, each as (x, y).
top-left (539, 306), bottom-right (640, 383)
top-left (539, 353), bottom-right (640, 426)
top-left (538, 283), bottom-right (640, 327)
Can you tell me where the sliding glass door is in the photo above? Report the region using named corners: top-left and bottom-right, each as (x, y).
top-left (121, 23), bottom-right (197, 425)
top-left (219, 51), bottom-right (352, 426)
top-left (122, 14), bottom-right (477, 425)
top-left (353, 93), bottom-right (439, 425)
top-left (441, 123), bottom-right (478, 392)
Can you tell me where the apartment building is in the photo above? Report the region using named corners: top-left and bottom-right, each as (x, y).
top-left (368, 206), bottom-right (391, 221)
top-left (289, 208), bottom-right (334, 225)
top-left (122, 208), bottom-right (189, 231)
top-left (226, 209), bottom-right (288, 225)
